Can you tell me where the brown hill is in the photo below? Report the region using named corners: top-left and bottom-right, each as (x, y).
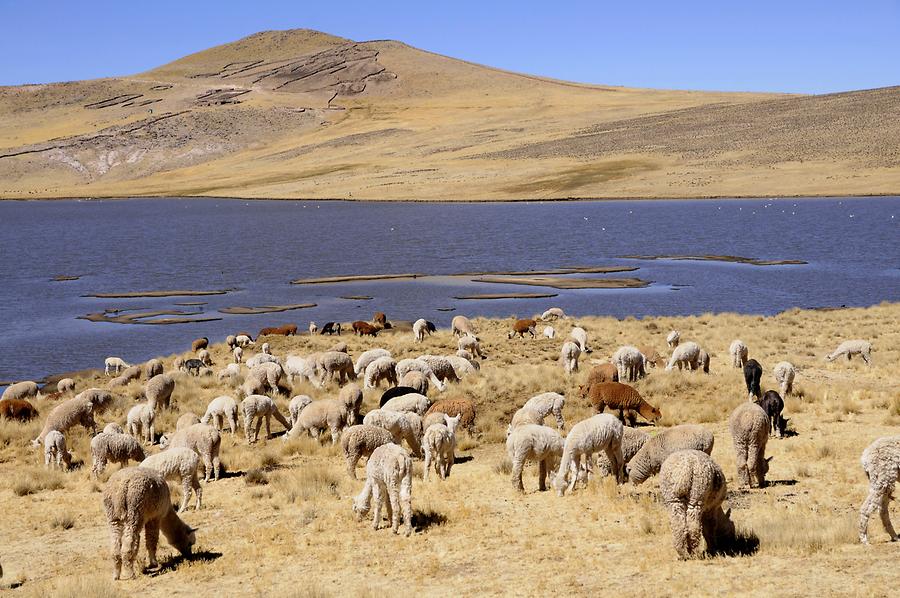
top-left (1, 29), bottom-right (897, 200)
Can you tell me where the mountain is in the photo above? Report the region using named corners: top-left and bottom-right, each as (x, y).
top-left (1, 29), bottom-right (897, 200)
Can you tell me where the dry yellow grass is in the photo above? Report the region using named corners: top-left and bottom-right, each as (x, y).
top-left (1, 303), bottom-right (898, 596)
top-left (2, 29), bottom-right (899, 201)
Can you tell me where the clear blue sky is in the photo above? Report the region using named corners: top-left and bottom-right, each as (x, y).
top-left (1, 0), bottom-right (897, 93)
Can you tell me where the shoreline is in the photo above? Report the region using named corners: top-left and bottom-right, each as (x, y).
top-left (5, 301), bottom-right (896, 388)
top-left (2, 193), bottom-right (899, 203)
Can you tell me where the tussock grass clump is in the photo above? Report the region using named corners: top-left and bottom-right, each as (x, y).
top-left (750, 509), bottom-right (856, 554)
top-left (272, 464), bottom-right (340, 503)
top-left (245, 468), bottom-right (269, 486)
top-left (20, 576), bottom-right (125, 598)
top-left (256, 449), bottom-right (280, 470)
top-left (50, 512), bottom-right (76, 530)
top-left (12, 468), bottom-right (66, 496)
top-left (493, 457), bottom-right (512, 475)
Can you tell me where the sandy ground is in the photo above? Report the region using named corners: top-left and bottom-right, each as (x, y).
top-left (1, 303), bottom-right (898, 597)
top-left (1, 29), bottom-right (899, 201)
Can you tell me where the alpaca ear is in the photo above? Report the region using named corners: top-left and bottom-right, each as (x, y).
top-left (724, 508), bottom-right (732, 518)
top-left (765, 456), bottom-right (773, 463)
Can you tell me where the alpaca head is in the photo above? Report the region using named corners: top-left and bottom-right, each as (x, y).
top-left (444, 414), bottom-right (461, 435)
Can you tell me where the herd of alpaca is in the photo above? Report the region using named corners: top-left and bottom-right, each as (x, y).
top-left (0, 307), bottom-right (893, 581)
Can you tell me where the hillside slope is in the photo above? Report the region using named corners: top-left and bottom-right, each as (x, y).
top-left (1, 29), bottom-right (898, 200)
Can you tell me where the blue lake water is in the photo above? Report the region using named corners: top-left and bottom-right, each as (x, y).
top-left (0, 197), bottom-right (897, 384)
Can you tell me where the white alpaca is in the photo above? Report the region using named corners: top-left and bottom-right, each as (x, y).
top-left (858, 435), bottom-right (900, 544)
top-left (552, 414), bottom-right (624, 495)
top-left (104, 357), bottom-right (130, 376)
top-left (102, 467), bottom-right (196, 579)
top-left (825, 339), bottom-right (873, 365)
top-left (506, 424), bottom-right (564, 492)
top-left (354, 348), bottom-right (391, 377)
top-left (139, 448), bottom-right (203, 512)
top-left (352, 443), bottom-right (414, 536)
top-left (667, 330), bottom-right (680, 348)
top-left (288, 395), bottom-right (313, 428)
top-left (422, 414), bottom-right (461, 481)
top-left (773, 361), bottom-right (796, 396)
top-left (201, 395), bottom-right (240, 435)
top-left (522, 392), bottom-right (566, 430)
top-left (666, 342), bottom-right (701, 371)
top-left (413, 318), bottom-right (429, 342)
top-left (612, 345), bottom-right (646, 382)
top-left (569, 327), bottom-right (591, 353)
top-left (560, 341), bottom-right (581, 374)
top-left (729, 340), bottom-right (749, 368)
top-left (44, 430), bottom-right (72, 470)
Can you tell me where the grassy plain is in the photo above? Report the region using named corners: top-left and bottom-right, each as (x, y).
top-left (0, 303), bottom-right (898, 597)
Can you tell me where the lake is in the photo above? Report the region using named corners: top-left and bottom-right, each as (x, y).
top-left (1, 197), bottom-right (897, 384)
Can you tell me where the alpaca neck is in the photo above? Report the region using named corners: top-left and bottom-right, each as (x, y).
top-left (160, 507), bottom-right (191, 546)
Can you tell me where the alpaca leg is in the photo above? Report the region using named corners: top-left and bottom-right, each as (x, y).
top-left (382, 480), bottom-right (394, 529)
top-left (859, 487), bottom-right (883, 544)
top-left (144, 519), bottom-right (160, 570)
top-left (538, 459), bottom-right (547, 491)
top-left (667, 502), bottom-right (691, 559)
top-left (400, 475), bottom-right (413, 537)
top-left (347, 450), bottom-right (360, 479)
top-left (685, 505), bottom-right (703, 557)
top-left (879, 487), bottom-right (897, 541)
top-left (388, 482), bottom-right (402, 534)
top-left (122, 519), bottom-right (141, 579)
top-left (747, 442), bottom-right (765, 488)
top-left (202, 453), bottom-right (214, 483)
top-left (605, 446), bottom-right (624, 483)
top-left (423, 445), bottom-right (433, 482)
top-left (212, 451), bottom-right (220, 481)
top-left (735, 444), bottom-right (750, 488)
top-left (511, 454), bottom-right (525, 492)
top-left (330, 423), bottom-right (341, 445)
top-left (583, 451), bottom-right (595, 485)
top-left (567, 455), bottom-right (580, 493)
top-left (446, 447), bottom-right (455, 477)
top-left (253, 416), bottom-right (263, 443)
top-left (371, 482), bottom-right (383, 530)
top-left (176, 475), bottom-right (192, 513)
top-left (192, 474), bottom-right (203, 509)
top-left (109, 521), bottom-right (124, 580)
